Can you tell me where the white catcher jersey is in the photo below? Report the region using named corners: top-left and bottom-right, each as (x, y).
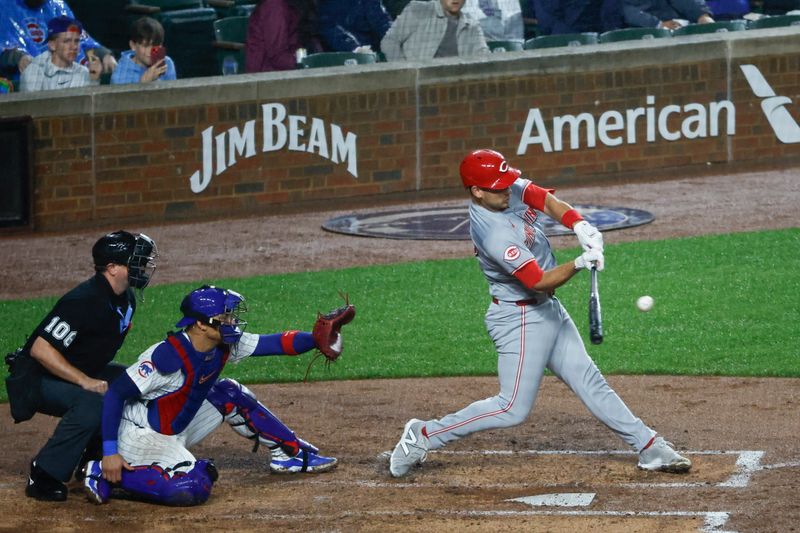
top-left (125, 331), bottom-right (259, 417)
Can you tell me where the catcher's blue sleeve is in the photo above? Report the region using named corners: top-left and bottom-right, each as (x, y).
top-left (252, 331), bottom-right (316, 356)
top-left (101, 373), bottom-right (140, 455)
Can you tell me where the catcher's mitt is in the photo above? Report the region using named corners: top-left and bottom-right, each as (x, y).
top-left (311, 295), bottom-right (356, 362)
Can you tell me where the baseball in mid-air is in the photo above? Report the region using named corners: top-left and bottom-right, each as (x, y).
top-left (636, 295), bottom-right (654, 312)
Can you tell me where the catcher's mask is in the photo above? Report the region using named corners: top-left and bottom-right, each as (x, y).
top-left (459, 149), bottom-right (521, 190)
top-left (92, 231), bottom-right (158, 296)
top-left (175, 285), bottom-right (248, 345)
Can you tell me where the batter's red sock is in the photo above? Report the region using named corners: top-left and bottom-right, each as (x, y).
top-left (641, 435), bottom-right (656, 451)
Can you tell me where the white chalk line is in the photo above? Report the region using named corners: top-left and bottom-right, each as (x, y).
top-left (757, 460), bottom-right (800, 470)
top-left (217, 509), bottom-right (734, 532)
top-left (369, 449), bottom-right (766, 489)
top-left (279, 449), bottom-right (787, 532)
top-left (431, 449), bottom-right (759, 456)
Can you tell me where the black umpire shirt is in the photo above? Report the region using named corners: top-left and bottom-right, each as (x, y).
top-left (22, 273), bottom-right (136, 378)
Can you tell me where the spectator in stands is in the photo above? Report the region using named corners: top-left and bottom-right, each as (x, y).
top-left (462, 0), bottom-right (524, 41)
top-left (623, 0), bottom-right (715, 29)
top-left (382, 0), bottom-right (490, 61)
top-left (246, 0), bottom-right (321, 72)
top-left (535, 0), bottom-right (623, 35)
top-left (0, 0), bottom-right (116, 83)
top-left (705, 0), bottom-right (750, 20)
top-left (20, 15), bottom-right (100, 92)
top-left (111, 17), bottom-right (176, 85)
top-left (317, 0), bottom-right (393, 53)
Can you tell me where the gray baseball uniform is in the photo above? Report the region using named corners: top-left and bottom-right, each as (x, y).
top-left (424, 178), bottom-right (656, 452)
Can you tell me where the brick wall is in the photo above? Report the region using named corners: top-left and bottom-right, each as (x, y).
top-left (1, 28), bottom-right (798, 232)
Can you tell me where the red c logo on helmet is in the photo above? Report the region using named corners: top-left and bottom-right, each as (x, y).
top-left (499, 161), bottom-right (508, 173)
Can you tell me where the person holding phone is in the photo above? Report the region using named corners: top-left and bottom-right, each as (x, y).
top-left (111, 16), bottom-right (176, 85)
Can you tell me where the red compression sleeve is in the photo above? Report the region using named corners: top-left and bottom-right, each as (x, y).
top-left (561, 208), bottom-right (584, 229)
top-left (280, 330), bottom-right (299, 355)
top-left (513, 259), bottom-right (544, 289)
top-left (522, 183), bottom-right (555, 211)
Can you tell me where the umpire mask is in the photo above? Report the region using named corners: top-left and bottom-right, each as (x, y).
top-left (128, 233), bottom-right (158, 290)
top-left (92, 231), bottom-right (158, 299)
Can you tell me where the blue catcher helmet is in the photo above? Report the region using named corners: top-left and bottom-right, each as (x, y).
top-left (175, 285), bottom-right (247, 344)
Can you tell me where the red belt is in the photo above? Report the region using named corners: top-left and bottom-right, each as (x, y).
top-left (492, 295), bottom-right (550, 306)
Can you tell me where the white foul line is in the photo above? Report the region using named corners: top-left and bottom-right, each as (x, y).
top-left (351, 510), bottom-right (735, 533)
top-left (368, 449), bottom-right (768, 489)
top-left (218, 509), bottom-right (734, 532)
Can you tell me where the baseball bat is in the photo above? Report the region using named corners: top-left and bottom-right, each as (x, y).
top-left (588, 266), bottom-right (604, 345)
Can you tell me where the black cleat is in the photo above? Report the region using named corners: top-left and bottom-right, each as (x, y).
top-left (26, 461), bottom-right (68, 502)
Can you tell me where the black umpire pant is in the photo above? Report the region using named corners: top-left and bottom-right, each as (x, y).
top-left (34, 363), bottom-right (127, 482)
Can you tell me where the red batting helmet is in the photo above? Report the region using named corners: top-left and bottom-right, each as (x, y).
top-left (459, 149), bottom-right (521, 190)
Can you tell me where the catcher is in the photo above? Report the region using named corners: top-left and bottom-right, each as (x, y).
top-left (83, 285), bottom-right (355, 505)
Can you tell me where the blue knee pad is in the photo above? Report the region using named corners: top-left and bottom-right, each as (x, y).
top-left (120, 459), bottom-right (215, 507)
top-left (207, 379), bottom-right (318, 456)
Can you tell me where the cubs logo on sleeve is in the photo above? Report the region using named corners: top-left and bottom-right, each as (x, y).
top-left (137, 361), bottom-right (155, 378)
top-left (504, 245), bottom-right (521, 262)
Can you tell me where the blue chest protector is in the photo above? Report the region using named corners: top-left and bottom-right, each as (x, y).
top-left (147, 334), bottom-right (229, 435)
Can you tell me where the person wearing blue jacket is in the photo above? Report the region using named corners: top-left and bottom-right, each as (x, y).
top-left (534, 0), bottom-right (623, 35)
top-left (0, 0), bottom-right (116, 83)
top-left (623, 0), bottom-right (715, 29)
top-left (317, 0), bottom-right (393, 53)
top-left (111, 17), bottom-right (176, 85)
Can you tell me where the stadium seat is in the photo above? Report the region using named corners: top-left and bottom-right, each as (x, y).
top-left (673, 20), bottom-right (748, 35)
top-left (213, 16), bottom-right (248, 75)
top-left (599, 27), bottom-right (672, 43)
top-left (300, 52), bottom-right (377, 69)
top-left (206, 0), bottom-right (256, 18)
top-left (487, 40), bottom-right (525, 52)
top-left (157, 7), bottom-right (219, 78)
top-left (760, 0), bottom-right (800, 15)
top-left (524, 33), bottom-right (599, 49)
top-left (746, 13), bottom-right (800, 28)
top-left (520, 0), bottom-right (539, 39)
top-left (126, 0), bottom-right (205, 12)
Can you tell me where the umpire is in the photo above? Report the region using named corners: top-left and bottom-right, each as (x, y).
top-left (6, 230), bottom-right (157, 501)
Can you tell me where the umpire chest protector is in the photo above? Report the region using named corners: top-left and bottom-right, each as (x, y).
top-left (146, 333), bottom-right (229, 435)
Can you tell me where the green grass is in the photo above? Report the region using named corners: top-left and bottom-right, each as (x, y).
top-left (1, 228), bottom-right (798, 402)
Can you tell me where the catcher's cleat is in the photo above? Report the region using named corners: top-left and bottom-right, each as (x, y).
top-left (389, 418), bottom-right (429, 478)
top-left (83, 460), bottom-right (110, 504)
top-left (637, 436), bottom-right (692, 473)
top-left (269, 449), bottom-right (338, 474)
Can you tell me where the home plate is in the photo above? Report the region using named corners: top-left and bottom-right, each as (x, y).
top-left (507, 493), bottom-right (596, 507)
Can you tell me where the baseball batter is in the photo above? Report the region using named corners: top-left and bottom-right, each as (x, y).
top-left (84, 285), bottom-right (348, 506)
top-left (389, 149), bottom-right (691, 477)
